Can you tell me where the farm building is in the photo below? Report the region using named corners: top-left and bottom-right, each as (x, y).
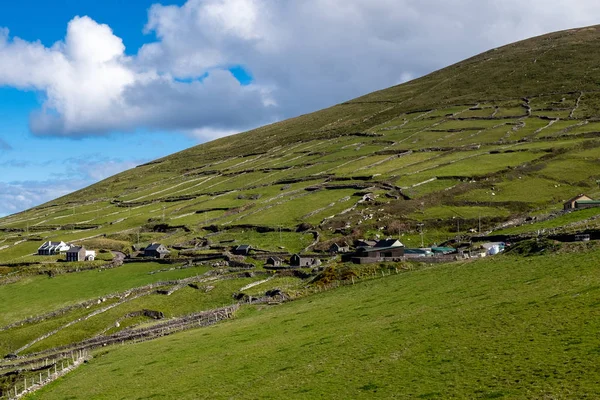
top-left (265, 256), bottom-right (283, 267)
top-left (37, 241), bottom-right (70, 256)
top-left (233, 245), bottom-right (252, 256)
top-left (563, 194), bottom-right (600, 210)
top-left (144, 243), bottom-right (170, 259)
top-left (290, 254), bottom-right (321, 267)
top-left (345, 239), bottom-right (405, 264)
top-left (66, 246), bottom-right (87, 262)
top-left (329, 242), bottom-right (350, 254)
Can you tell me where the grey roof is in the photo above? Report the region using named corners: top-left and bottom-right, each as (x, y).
top-left (66, 246), bottom-right (84, 253)
top-left (236, 245), bottom-right (251, 250)
top-left (267, 256), bottom-right (282, 261)
top-left (146, 243), bottom-right (168, 252)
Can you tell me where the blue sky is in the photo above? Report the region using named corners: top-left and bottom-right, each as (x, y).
top-left (1, 0), bottom-right (599, 216)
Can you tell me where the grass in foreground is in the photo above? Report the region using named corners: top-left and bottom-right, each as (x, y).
top-left (31, 250), bottom-right (600, 399)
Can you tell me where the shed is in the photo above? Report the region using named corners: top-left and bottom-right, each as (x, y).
top-left (144, 243), bottom-right (170, 259)
top-left (290, 254), bottom-right (321, 267)
top-left (356, 245), bottom-right (405, 259)
top-left (233, 244), bottom-right (252, 256)
top-left (265, 256), bottom-right (282, 267)
top-left (329, 242), bottom-right (350, 254)
top-left (564, 194), bottom-right (592, 210)
top-left (355, 239), bottom-right (377, 248)
top-left (574, 200), bottom-right (600, 209)
top-left (66, 246), bottom-right (86, 262)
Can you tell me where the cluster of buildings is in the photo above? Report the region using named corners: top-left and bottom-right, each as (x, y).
top-left (37, 241), bottom-right (96, 262)
top-left (37, 241), bottom-right (171, 262)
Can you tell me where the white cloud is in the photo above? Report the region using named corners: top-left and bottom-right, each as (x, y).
top-left (1, 1), bottom-right (600, 138)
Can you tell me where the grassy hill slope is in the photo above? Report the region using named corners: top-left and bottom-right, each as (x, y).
top-left (1, 25), bottom-right (600, 398)
top-left (30, 249), bottom-right (600, 399)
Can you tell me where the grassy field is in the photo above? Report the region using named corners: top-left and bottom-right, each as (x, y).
top-left (29, 249), bottom-right (600, 399)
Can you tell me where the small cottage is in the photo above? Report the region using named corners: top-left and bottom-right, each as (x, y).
top-left (66, 246), bottom-right (86, 262)
top-left (355, 239), bottom-right (377, 249)
top-left (38, 241), bottom-right (70, 256)
top-left (144, 243), bottom-right (170, 259)
top-left (329, 242), bottom-right (350, 254)
top-left (233, 244), bottom-right (252, 256)
top-left (290, 254), bottom-right (321, 267)
top-left (265, 256), bottom-right (282, 267)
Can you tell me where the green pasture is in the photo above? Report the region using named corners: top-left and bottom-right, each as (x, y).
top-left (32, 249), bottom-right (600, 399)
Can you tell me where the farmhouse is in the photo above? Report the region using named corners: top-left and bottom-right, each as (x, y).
top-left (265, 256), bottom-right (283, 267)
top-left (329, 242), bottom-right (350, 254)
top-left (233, 244), bottom-right (252, 256)
top-left (144, 243), bottom-right (170, 259)
top-left (563, 194), bottom-right (600, 210)
top-left (66, 246), bottom-right (87, 262)
top-left (37, 241), bottom-right (70, 256)
top-left (290, 254), bottom-right (321, 267)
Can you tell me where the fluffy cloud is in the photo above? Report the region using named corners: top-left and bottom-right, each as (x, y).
top-left (2, 1), bottom-right (600, 137)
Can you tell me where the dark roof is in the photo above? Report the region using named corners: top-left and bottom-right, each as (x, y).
top-left (374, 239), bottom-right (403, 248)
top-left (146, 243), bottom-right (168, 251)
top-left (66, 246), bottom-right (84, 253)
top-left (358, 245), bottom-right (404, 253)
top-left (236, 245), bottom-right (251, 250)
top-left (267, 256), bottom-right (282, 262)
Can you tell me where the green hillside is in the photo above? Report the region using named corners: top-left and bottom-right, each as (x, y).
top-left (1, 25), bottom-right (600, 398)
top-left (30, 248), bottom-right (600, 399)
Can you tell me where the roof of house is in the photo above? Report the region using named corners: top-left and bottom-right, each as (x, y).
top-left (575, 200), bottom-right (600, 204)
top-left (330, 242), bottom-right (349, 248)
top-left (374, 239), bottom-right (404, 248)
top-left (358, 245), bottom-right (405, 253)
top-left (39, 241), bottom-right (66, 248)
top-left (236, 245), bottom-right (251, 250)
top-left (66, 246), bottom-right (84, 253)
top-left (291, 254), bottom-right (317, 260)
top-left (356, 239), bottom-right (377, 246)
top-left (146, 243), bottom-right (168, 252)
top-left (267, 256), bottom-right (282, 262)
top-left (565, 194), bottom-right (592, 204)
